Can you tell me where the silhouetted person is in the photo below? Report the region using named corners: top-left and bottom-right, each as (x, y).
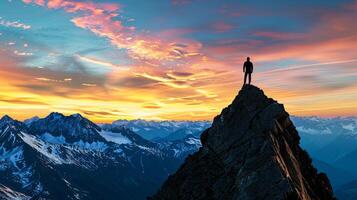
top-left (243, 57), bottom-right (253, 85)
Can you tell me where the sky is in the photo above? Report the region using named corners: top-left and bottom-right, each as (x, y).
top-left (0, 0), bottom-right (356, 122)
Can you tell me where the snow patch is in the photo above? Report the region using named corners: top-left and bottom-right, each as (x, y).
top-left (73, 140), bottom-right (108, 151)
top-left (40, 133), bottom-right (66, 144)
top-left (185, 137), bottom-right (201, 146)
top-left (100, 131), bottom-right (132, 145)
top-left (137, 145), bottom-right (161, 155)
top-left (19, 132), bottom-right (66, 164)
top-left (342, 123), bottom-right (355, 132)
top-left (131, 127), bottom-right (140, 132)
top-left (114, 148), bottom-right (123, 154)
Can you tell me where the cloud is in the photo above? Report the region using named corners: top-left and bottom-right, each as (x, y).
top-left (0, 17), bottom-right (31, 30)
top-left (114, 76), bottom-right (159, 89)
top-left (262, 59), bottom-right (357, 74)
top-left (133, 73), bottom-right (190, 89)
top-left (15, 84), bottom-right (55, 93)
top-left (142, 103), bottom-right (162, 109)
top-left (0, 50), bottom-right (107, 97)
top-left (22, 0), bottom-right (202, 63)
top-left (13, 50), bottom-right (33, 56)
top-left (81, 110), bottom-right (121, 117)
top-left (35, 77), bottom-right (72, 82)
top-left (0, 97), bottom-right (48, 105)
top-left (75, 54), bottom-right (129, 69)
top-left (81, 83), bottom-right (97, 87)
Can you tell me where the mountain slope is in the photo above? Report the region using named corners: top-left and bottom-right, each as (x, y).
top-left (334, 148), bottom-right (357, 177)
top-left (151, 85), bottom-right (335, 200)
top-left (312, 159), bottom-right (356, 188)
top-left (336, 180), bottom-right (357, 200)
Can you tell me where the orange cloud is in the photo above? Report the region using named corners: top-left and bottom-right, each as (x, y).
top-left (23, 0), bottom-right (202, 63)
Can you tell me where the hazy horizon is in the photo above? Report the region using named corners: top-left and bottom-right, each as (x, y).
top-left (1, 111), bottom-right (356, 124)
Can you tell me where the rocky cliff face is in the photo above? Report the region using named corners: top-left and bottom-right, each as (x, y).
top-left (151, 85), bottom-right (335, 200)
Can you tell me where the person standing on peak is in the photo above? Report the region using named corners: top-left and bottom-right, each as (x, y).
top-left (243, 57), bottom-right (253, 85)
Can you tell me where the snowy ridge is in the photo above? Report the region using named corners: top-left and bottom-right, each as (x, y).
top-left (18, 131), bottom-right (114, 168)
top-left (19, 132), bottom-right (68, 165)
top-left (291, 116), bottom-right (357, 136)
top-left (100, 130), bottom-right (132, 145)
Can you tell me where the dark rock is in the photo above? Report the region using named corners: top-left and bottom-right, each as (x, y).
top-left (151, 85), bottom-right (335, 200)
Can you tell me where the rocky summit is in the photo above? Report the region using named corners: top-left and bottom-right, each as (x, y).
top-left (151, 85), bottom-right (335, 200)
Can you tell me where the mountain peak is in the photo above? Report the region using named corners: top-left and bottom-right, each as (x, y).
top-left (0, 115), bottom-right (20, 129)
top-left (152, 85), bottom-right (335, 200)
top-left (70, 113), bottom-right (84, 120)
top-left (29, 112), bottom-right (104, 143)
top-left (201, 84), bottom-right (276, 149)
top-left (47, 112), bottom-right (65, 120)
top-left (0, 115), bottom-right (13, 123)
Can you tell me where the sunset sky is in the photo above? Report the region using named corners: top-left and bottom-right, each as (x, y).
top-left (0, 0), bottom-right (356, 122)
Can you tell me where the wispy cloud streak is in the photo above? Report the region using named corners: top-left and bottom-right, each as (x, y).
top-left (0, 17), bottom-right (31, 30)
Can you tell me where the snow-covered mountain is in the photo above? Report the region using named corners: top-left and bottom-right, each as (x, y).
top-left (0, 113), bottom-right (203, 200)
top-left (107, 119), bottom-right (210, 140)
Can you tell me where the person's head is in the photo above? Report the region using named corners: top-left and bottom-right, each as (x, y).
top-left (247, 57), bottom-right (250, 61)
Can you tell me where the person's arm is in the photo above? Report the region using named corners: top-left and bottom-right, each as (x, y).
top-left (251, 63), bottom-right (253, 73)
top-left (243, 62), bottom-right (246, 72)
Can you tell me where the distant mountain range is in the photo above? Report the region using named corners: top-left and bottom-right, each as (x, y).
top-left (0, 113), bottom-right (356, 199)
top-left (291, 116), bottom-right (357, 199)
top-left (0, 114), bottom-right (201, 200)
top-left (105, 119), bottom-right (211, 140)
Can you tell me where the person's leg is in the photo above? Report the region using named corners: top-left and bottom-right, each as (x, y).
top-left (244, 73), bottom-right (247, 85)
top-left (248, 73), bottom-right (251, 84)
